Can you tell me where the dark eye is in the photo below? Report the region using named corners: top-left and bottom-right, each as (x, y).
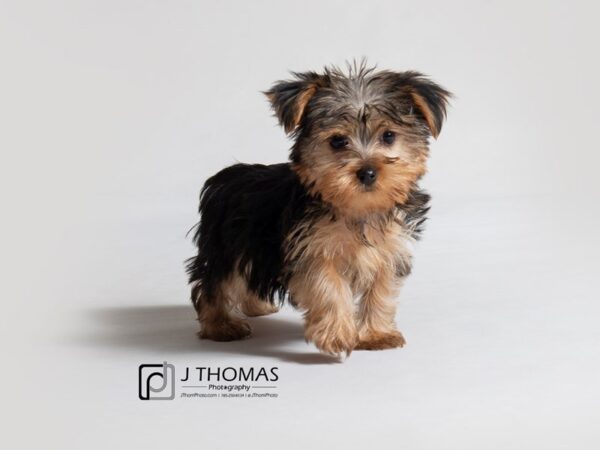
top-left (329, 135), bottom-right (349, 150)
top-left (382, 130), bottom-right (396, 145)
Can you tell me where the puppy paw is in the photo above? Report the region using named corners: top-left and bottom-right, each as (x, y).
top-left (355, 329), bottom-right (406, 350)
top-left (199, 318), bottom-right (252, 341)
top-left (306, 318), bottom-right (358, 357)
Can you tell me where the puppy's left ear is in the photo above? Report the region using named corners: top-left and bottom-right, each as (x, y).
top-left (264, 72), bottom-right (328, 134)
top-left (404, 72), bottom-right (451, 139)
top-left (383, 71), bottom-right (451, 139)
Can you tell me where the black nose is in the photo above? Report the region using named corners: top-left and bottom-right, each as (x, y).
top-left (356, 166), bottom-right (377, 186)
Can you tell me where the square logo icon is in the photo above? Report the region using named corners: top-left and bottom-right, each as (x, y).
top-left (138, 362), bottom-right (175, 400)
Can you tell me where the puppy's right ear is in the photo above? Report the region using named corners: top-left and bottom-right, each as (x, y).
top-left (264, 72), bottom-right (328, 134)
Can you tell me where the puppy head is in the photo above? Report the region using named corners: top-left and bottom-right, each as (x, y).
top-left (265, 63), bottom-right (450, 217)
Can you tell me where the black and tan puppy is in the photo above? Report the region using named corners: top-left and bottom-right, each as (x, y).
top-left (187, 63), bottom-right (450, 356)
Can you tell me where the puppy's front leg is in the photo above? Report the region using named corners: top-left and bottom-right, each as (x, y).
top-left (289, 261), bottom-right (357, 356)
top-left (356, 266), bottom-right (406, 350)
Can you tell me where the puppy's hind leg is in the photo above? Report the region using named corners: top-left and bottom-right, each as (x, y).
top-left (241, 292), bottom-right (279, 317)
top-left (193, 281), bottom-right (252, 342)
top-left (241, 295), bottom-right (279, 317)
top-left (228, 274), bottom-right (279, 317)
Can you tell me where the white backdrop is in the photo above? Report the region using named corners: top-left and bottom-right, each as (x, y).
top-left (1, 1), bottom-right (599, 449)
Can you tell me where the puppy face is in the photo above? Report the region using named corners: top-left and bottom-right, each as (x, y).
top-left (266, 65), bottom-right (450, 217)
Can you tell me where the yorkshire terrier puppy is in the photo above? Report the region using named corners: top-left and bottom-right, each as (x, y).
top-left (187, 63), bottom-right (450, 356)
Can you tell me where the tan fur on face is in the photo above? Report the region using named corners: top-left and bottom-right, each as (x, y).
top-left (294, 118), bottom-right (428, 218)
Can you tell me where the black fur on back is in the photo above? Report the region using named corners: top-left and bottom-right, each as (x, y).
top-left (186, 163), bottom-right (430, 307)
top-left (186, 163), bottom-right (321, 306)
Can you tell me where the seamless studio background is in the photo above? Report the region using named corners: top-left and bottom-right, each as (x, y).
top-left (1, 1), bottom-right (599, 449)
